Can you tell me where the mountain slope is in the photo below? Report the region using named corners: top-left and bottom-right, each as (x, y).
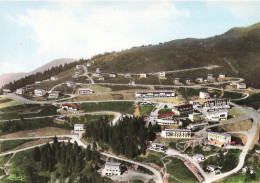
top-left (88, 22), bottom-right (260, 88)
top-left (0, 58), bottom-right (77, 87)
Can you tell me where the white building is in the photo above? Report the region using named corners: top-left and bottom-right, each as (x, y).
top-left (207, 74), bottom-right (214, 80)
top-left (61, 104), bottom-right (79, 111)
top-left (129, 80), bottom-right (135, 85)
top-left (124, 73), bottom-right (132, 78)
top-left (161, 129), bottom-right (191, 138)
top-left (16, 88), bottom-right (25, 95)
top-left (174, 78), bottom-right (180, 83)
top-left (193, 154), bottom-right (205, 162)
top-left (78, 88), bottom-right (94, 95)
top-left (219, 74), bottom-right (225, 78)
top-left (207, 165), bottom-right (219, 172)
top-left (201, 98), bottom-right (230, 112)
top-left (186, 78), bottom-right (191, 83)
top-left (237, 83), bottom-right (246, 89)
top-left (49, 91), bottom-right (61, 98)
top-left (158, 72), bottom-right (166, 78)
top-left (199, 92), bottom-right (210, 99)
top-left (196, 78), bottom-right (203, 83)
top-left (187, 122), bottom-right (208, 130)
top-left (156, 119), bottom-right (182, 126)
top-left (76, 65), bottom-right (83, 69)
top-left (86, 63), bottom-right (91, 67)
top-left (34, 89), bottom-right (46, 97)
top-left (140, 73), bottom-right (147, 78)
top-left (98, 77), bottom-right (105, 81)
top-left (151, 143), bottom-right (166, 151)
top-left (35, 81), bottom-right (41, 84)
top-left (102, 162), bottom-right (121, 176)
top-left (51, 76), bottom-right (58, 80)
top-left (74, 124), bottom-right (84, 131)
top-left (206, 110), bottom-right (228, 121)
top-left (96, 68), bottom-right (102, 73)
top-left (208, 132), bottom-right (231, 147)
top-left (188, 113), bottom-right (201, 121)
top-left (135, 90), bottom-right (175, 99)
top-left (3, 89), bottom-right (11, 95)
top-left (67, 81), bottom-right (76, 87)
top-left (109, 73), bottom-right (117, 78)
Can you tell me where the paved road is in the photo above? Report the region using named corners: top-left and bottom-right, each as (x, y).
top-left (0, 111), bottom-right (122, 125)
top-left (82, 65), bottom-right (95, 84)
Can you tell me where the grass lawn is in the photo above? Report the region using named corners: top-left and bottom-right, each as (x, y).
top-left (139, 105), bottom-right (154, 115)
top-left (0, 96), bottom-right (22, 109)
top-left (215, 173), bottom-right (258, 183)
top-left (77, 101), bottom-right (135, 114)
top-left (0, 139), bottom-right (37, 152)
top-left (70, 114), bottom-right (114, 125)
top-left (0, 167), bottom-right (5, 176)
top-left (168, 177), bottom-right (183, 183)
top-left (166, 157), bottom-right (199, 183)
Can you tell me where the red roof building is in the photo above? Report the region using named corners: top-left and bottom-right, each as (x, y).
top-left (157, 112), bottom-right (175, 119)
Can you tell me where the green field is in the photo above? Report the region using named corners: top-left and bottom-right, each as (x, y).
top-left (78, 101), bottom-right (135, 114)
top-left (166, 157), bottom-right (199, 183)
top-left (0, 118), bottom-right (70, 136)
top-left (70, 114), bottom-right (114, 126)
top-left (0, 154), bottom-right (13, 167)
top-left (0, 139), bottom-right (37, 152)
top-left (139, 105), bottom-right (154, 115)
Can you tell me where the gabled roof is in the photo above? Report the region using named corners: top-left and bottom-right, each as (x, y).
top-left (157, 112), bottom-right (175, 118)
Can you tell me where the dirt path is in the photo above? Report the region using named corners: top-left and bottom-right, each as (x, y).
top-left (134, 102), bottom-right (140, 117)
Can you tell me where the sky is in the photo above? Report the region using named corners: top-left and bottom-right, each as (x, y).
top-left (0, 1), bottom-right (260, 75)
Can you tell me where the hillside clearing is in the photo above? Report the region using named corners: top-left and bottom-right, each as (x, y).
top-left (0, 127), bottom-right (71, 138)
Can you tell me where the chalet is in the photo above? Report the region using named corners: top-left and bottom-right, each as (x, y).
top-left (35, 81), bottom-right (41, 84)
top-left (174, 78), bottom-right (180, 83)
top-left (207, 132), bottom-right (231, 147)
top-left (102, 162), bottom-right (121, 176)
top-left (161, 129), bottom-right (191, 138)
top-left (96, 68), bottom-right (102, 73)
top-left (98, 77), bottom-right (105, 81)
top-left (173, 104), bottom-right (193, 115)
top-left (196, 78), bottom-right (203, 83)
top-left (49, 91), bottom-right (61, 98)
top-left (188, 112), bottom-right (201, 121)
top-left (157, 112), bottom-right (175, 120)
top-left (135, 90), bottom-right (175, 99)
top-left (206, 110), bottom-right (228, 121)
top-left (189, 100), bottom-right (200, 107)
top-left (156, 119), bottom-right (182, 126)
top-left (74, 72), bottom-right (80, 76)
top-left (201, 98), bottom-right (230, 112)
top-left (219, 74), bottom-right (225, 78)
top-left (140, 73), bottom-right (147, 78)
top-left (187, 122), bottom-right (208, 130)
top-left (25, 85), bottom-right (33, 91)
top-left (158, 72), bottom-right (166, 78)
top-left (193, 154), bottom-right (205, 162)
top-left (207, 74), bottom-right (214, 80)
top-left (67, 81), bottom-right (76, 87)
top-left (16, 88), bottom-right (25, 95)
top-left (3, 89), bottom-right (11, 95)
top-left (34, 89), bottom-right (46, 97)
top-left (129, 80), bottom-right (135, 85)
top-left (109, 73), bottom-right (117, 78)
top-left (61, 104), bottom-right (79, 111)
top-left (74, 124), bottom-right (84, 131)
top-left (51, 76), bottom-right (58, 80)
top-left (151, 143), bottom-right (166, 151)
top-left (207, 165), bottom-right (219, 172)
top-left (76, 65), bottom-right (83, 69)
top-left (237, 83), bottom-right (246, 89)
top-left (199, 92), bottom-right (210, 99)
top-left (186, 78), bottom-right (191, 83)
top-left (78, 88), bottom-right (94, 95)
top-left (86, 63), bottom-right (91, 67)
top-left (124, 73), bottom-right (132, 78)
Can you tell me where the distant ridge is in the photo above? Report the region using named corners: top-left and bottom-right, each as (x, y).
top-left (0, 58), bottom-right (77, 87)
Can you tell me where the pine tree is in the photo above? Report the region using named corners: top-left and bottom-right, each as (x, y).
top-left (33, 146), bottom-right (41, 162)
